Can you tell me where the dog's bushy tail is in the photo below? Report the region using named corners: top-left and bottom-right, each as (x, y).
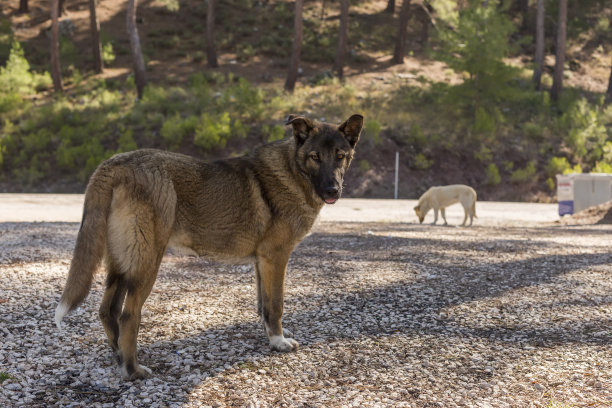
top-left (55, 166), bottom-right (114, 329)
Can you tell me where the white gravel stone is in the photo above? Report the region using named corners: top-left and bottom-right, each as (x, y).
top-left (1, 217), bottom-right (611, 407)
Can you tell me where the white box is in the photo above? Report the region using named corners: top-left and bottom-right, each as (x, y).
top-left (556, 173), bottom-right (612, 216)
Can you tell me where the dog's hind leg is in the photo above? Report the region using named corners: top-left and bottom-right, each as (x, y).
top-left (107, 185), bottom-right (174, 380)
top-left (461, 206), bottom-right (468, 226)
top-left (99, 260), bottom-right (127, 360)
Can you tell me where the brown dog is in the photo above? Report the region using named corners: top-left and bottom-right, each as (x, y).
top-left (55, 114), bottom-right (363, 380)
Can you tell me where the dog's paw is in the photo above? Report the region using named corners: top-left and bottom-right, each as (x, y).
top-left (121, 363), bottom-right (152, 381)
top-left (269, 335), bottom-right (299, 352)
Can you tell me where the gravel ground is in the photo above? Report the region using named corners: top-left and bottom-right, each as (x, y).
top-left (1, 203), bottom-right (611, 407)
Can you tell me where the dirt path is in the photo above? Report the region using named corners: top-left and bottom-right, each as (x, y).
top-left (1, 196), bottom-right (610, 407)
top-left (0, 194), bottom-right (559, 225)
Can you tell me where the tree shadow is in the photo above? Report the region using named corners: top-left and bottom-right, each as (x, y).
top-left (122, 224), bottom-right (612, 402)
top-left (5, 220), bottom-right (610, 404)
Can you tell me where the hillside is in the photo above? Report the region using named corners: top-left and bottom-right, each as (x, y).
top-left (1, 0), bottom-right (612, 201)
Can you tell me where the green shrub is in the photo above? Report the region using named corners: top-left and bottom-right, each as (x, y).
top-left (593, 161), bottom-right (612, 173)
top-left (161, 114), bottom-right (198, 149)
top-left (359, 159), bottom-right (371, 172)
top-left (59, 37), bottom-right (78, 69)
top-left (0, 17), bottom-right (13, 64)
top-left (406, 123), bottom-right (427, 148)
top-left (546, 156), bottom-right (570, 177)
top-left (231, 119), bottom-right (249, 139)
top-left (510, 161), bottom-right (537, 183)
top-left (561, 98), bottom-right (609, 166)
top-left (263, 124), bottom-right (286, 142)
top-left (237, 44), bottom-right (256, 62)
top-left (413, 153), bottom-right (433, 170)
top-left (221, 78), bottom-right (264, 120)
top-left (102, 42), bottom-right (116, 66)
top-left (434, 0), bottom-right (520, 119)
top-left (116, 128), bottom-right (138, 153)
top-left (363, 119), bottom-right (382, 146)
top-left (0, 40), bottom-right (51, 97)
top-left (545, 177), bottom-right (555, 191)
top-left (472, 107), bottom-right (496, 135)
top-left (485, 163), bottom-right (501, 186)
top-left (194, 112), bottom-right (231, 150)
top-left (474, 145), bottom-right (492, 162)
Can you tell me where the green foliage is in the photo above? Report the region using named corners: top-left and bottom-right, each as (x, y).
top-left (194, 112), bottom-right (231, 150)
top-left (59, 37), bottom-right (78, 70)
top-left (237, 44), bottom-right (256, 62)
top-left (472, 107), bottom-right (497, 135)
top-left (363, 119), bottom-right (382, 146)
top-left (0, 372), bottom-right (11, 383)
top-left (116, 128), bottom-right (138, 153)
top-left (413, 153), bottom-right (433, 170)
top-left (560, 98), bottom-right (610, 167)
top-left (0, 17), bottom-right (13, 64)
top-left (158, 0), bottom-right (180, 13)
top-left (565, 164), bottom-right (582, 174)
top-left (160, 114), bottom-right (198, 149)
top-left (221, 77), bottom-right (264, 120)
top-left (545, 177), bottom-right (555, 191)
top-left (102, 42), bottom-right (116, 66)
top-left (359, 159), bottom-right (371, 172)
top-left (434, 0), bottom-right (521, 123)
top-left (485, 163), bottom-right (501, 186)
top-left (546, 156), bottom-right (571, 177)
top-left (0, 41), bottom-right (51, 96)
top-left (263, 124), bottom-right (286, 142)
top-left (406, 124), bottom-right (427, 148)
top-left (510, 161), bottom-right (537, 184)
top-left (593, 161), bottom-right (612, 173)
top-left (474, 145), bottom-right (492, 163)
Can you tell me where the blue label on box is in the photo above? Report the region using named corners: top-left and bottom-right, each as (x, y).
top-left (558, 200), bottom-right (574, 216)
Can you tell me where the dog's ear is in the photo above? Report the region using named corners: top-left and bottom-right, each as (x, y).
top-left (286, 115), bottom-right (314, 145)
top-left (338, 114), bottom-right (363, 148)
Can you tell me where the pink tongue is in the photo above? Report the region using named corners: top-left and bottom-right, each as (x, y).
top-left (325, 198), bottom-right (337, 204)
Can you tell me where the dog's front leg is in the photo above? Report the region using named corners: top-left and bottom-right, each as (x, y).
top-left (255, 246), bottom-right (298, 352)
top-left (441, 207), bottom-right (448, 225)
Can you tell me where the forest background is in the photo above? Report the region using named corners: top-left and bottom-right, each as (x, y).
top-left (1, 0), bottom-right (611, 201)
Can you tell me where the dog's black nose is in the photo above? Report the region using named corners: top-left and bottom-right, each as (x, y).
top-left (326, 186), bottom-right (339, 196)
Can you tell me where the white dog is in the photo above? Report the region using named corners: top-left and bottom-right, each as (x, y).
top-left (414, 184), bottom-right (477, 226)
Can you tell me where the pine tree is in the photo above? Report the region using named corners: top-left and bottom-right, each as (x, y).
top-left (285, 0), bottom-right (303, 92)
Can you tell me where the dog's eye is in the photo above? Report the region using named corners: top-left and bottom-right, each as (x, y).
top-left (337, 153), bottom-right (346, 160)
top-left (310, 153), bottom-right (320, 162)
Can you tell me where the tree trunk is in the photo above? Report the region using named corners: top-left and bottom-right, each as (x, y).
top-left (285, 0), bottom-right (303, 92)
top-left (89, 0), bottom-right (103, 73)
top-left (393, 0), bottom-right (411, 64)
top-left (18, 0), bottom-right (28, 13)
top-left (206, 0), bottom-right (219, 68)
top-left (532, 0), bottom-right (544, 90)
top-left (126, 0), bottom-right (147, 99)
top-left (333, 0), bottom-right (349, 78)
top-left (551, 0), bottom-right (567, 101)
top-left (58, 0), bottom-right (65, 17)
top-left (385, 0), bottom-right (395, 14)
top-left (519, 0), bottom-right (530, 33)
top-left (50, 0), bottom-right (63, 92)
top-left (606, 57), bottom-right (612, 103)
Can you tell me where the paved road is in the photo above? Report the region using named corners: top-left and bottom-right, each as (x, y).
top-left (0, 194), bottom-right (560, 225)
